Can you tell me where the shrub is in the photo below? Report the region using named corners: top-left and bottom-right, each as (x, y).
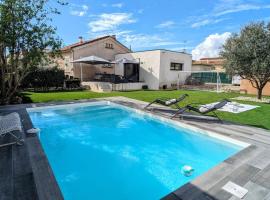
top-left (22, 67), bottom-right (65, 91)
top-left (65, 79), bottom-right (81, 89)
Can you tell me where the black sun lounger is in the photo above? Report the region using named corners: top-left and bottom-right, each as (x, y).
top-left (171, 99), bottom-right (231, 121)
top-left (144, 94), bottom-right (188, 110)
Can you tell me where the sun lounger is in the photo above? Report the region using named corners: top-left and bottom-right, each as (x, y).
top-left (171, 99), bottom-right (231, 121)
top-left (0, 112), bottom-right (24, 148)
top-left (144, 94), bottom-right (188, 110)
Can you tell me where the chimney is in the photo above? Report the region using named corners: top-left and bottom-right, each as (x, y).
top-left (78, 36), bottom-right (83, 43)
top-left (111, 35), bottom-right (116, 39)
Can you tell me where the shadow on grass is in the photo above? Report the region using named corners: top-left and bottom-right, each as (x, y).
top-left (25, 89), bottom-right (85, 94)
top-left (20, 92), bottom-right (33, 103)
top-left (114, 89), bottom-right (156, 93)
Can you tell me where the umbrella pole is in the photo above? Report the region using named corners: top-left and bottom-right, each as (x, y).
top-left (80, 63), bottom-right (83, 82)
top-left (113, 64), bottom-right (116, 91)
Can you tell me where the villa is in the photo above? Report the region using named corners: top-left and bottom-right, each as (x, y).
top-left (196, 57), bottom-right (225, 72)
top-left (192, 61), bottom-right (215, 72)
top-left (60, 36), bottom-right (270, 95)
top-left (192, 58), bottom-right (270, 95)
top-left (1, 36), bottom-right (270, 199)
top-left (59, 35), bottom-right (131, 80)
top-left (57, 35), bottom-right (192, 92)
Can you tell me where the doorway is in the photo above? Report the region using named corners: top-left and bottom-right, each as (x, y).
top-left (124, 64), bottom-right (140, 82)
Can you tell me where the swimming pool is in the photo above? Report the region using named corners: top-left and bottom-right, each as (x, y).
top-left (27, 101), bottom-right (246, 200)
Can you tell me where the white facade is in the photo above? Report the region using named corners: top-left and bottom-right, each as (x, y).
top-left (115, 50), bottom-right (192, 90)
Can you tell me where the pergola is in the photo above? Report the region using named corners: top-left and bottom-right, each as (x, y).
top-left (71, 56), bottom-right (113, 82)
top-left (71, 56), bottom-right (139, 82)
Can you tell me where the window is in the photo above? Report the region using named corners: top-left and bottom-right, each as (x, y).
top-left (170, 63), bottom-right (183, 71)
top-left (105, 43), bottom-right (114, 49)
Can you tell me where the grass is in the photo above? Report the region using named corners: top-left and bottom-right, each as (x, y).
top-left (22, 90), bottom-right (270, 130)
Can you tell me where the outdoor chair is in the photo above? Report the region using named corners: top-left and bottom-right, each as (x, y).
top-left (144, 94), bottom-right (188, 110)
top-left (171, 99), bottom-right (231, 121)
top-left (0, 112), bottom-right (24, 148)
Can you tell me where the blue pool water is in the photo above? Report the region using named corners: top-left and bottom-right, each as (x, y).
top-left (28, 103), bottom-right (243, 200)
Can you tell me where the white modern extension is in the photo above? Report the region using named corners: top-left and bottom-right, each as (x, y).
top-left (115, 49), bottom-right (192, 90)
top-left (58, 35), bottom-right (192, 92)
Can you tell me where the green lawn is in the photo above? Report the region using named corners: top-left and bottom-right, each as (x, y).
top-left (22, 90), bottom-right (270, 130)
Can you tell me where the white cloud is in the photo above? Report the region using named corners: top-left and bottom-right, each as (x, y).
top-left (88, 13), bottom-right (136, 32)
top-left (191, 18), bottom-right (228, 28)
top-left (82, 5), bottom-right (88, 10)
top-left (89, 30), bottom-right (133, 39)
top-left (112, 3), bottom-right (124, 8)
top-left (87, 12), bottom-right (183, 50)
top-left (70, 4), bottom-right (89, 17)
top-left (192, 32), bottom-right (231, 60)
top-left (90, 30), bottom-right (184, 50)
top-left (70, 10), bottom-right (86, 17)
top-left (214, 1), bottom-right (270, 16)
top-left (156, 21), bottom-right (175, 29)
top-left (188, 0), bottom-right (270, 28)
top-left (120, 33), bottom-right (183, 49)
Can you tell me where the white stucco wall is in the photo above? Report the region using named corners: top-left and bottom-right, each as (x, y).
top-left (159, 50), bottom-right (192, 87)
top-left (115, 50), bottom-right (192, 90)
top-left (115, 51), bottom-right (161, 90)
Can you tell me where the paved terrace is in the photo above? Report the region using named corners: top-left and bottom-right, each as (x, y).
top-left (0, 96), bottom-right (270, 200)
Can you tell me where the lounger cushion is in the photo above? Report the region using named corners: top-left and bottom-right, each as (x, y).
top-left (165, 99), bottom-right (177, 105)
top-left (0, 112), bottom-right (22, 135)
top-left (199, 105), bottom-right (214, 113)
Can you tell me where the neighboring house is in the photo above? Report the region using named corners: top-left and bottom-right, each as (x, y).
top-left (240, 80), bottom-right (270, 96)
top-left (115, 50), bottom-right (192, 90)
top-left (57, 36), bottom-right (192, 91)
top-left (195, 57), bottom-right (269, 95)
top-left (192, 61), bottom-right (215, 72)
top-left (57, 35), bottom-right (131, 80)
top-left (196, 57), bottom-right (225, 72)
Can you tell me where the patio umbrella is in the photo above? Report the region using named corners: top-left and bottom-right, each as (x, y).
top-left (71, 56), bottom-right (113, 82)
top-left (71, 55), bottom-right (112, 64)
top-left (113, 58), bottom-right (139, 64)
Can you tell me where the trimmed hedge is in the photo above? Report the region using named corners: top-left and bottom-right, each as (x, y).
top-left (22, 67), bottom-right (65, 91)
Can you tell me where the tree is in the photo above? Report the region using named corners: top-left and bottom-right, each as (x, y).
top-left (221, 21), bottom-right (270, 99)
top-left (0, 0), bottom-right (66, 104)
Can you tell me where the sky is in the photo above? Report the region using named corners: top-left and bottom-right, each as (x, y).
top-left (52, 0), bottom-right (270, 60)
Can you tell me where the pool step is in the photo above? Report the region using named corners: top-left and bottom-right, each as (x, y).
top-left (82, 82), bottom-right (112, 93)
